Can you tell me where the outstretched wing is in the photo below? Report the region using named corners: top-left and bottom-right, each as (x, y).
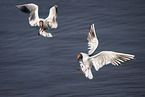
top-left (45, 5), bottom-right (58, 28)
top-left (79, 61), bottom-right (93, 79)
top-left (90, 51), bottom-right (135, 71)
top-left (16, 3), bottom-right (39, 26)
top-left (87, 23), bottom-right (99, 55)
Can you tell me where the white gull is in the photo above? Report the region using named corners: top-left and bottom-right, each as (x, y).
top-left (77, 23), bottom-right (135, 79)
top-left (16, 3), bottom-right (58, 37)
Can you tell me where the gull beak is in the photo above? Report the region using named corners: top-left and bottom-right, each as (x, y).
top-left (40, 26), bottom-right (42, 30)
top-left (38, 24), bottom-right (43, 35)
top-left (77, 54), bottom-right (82, 62)
top-left (40, 24), bottom-right (43, 30)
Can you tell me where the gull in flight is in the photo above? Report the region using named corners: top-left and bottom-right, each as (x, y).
top-left (77, 23), bottom-right (135, 79)
top-left (16, 3), bottom-right (58, 37)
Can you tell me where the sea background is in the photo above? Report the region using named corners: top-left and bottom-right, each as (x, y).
top-left (0, 0), bottom-right (145, 97)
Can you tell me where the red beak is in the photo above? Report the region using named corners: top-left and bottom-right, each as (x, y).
top-left (40, 26), bottom-right (42, 30)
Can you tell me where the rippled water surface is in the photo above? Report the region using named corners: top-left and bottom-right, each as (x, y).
top-left (0, 0), bottom-right (145, 97)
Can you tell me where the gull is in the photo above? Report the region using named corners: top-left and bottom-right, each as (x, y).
top-left (16, 3), bottom-right (58, 37)
top-left (77, 23), bottom-right (135, 79)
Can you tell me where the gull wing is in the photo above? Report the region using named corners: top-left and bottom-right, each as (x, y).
top-left (87, 23), bottom-right (99, 55)
top-left (90, 51), bottom-right (135, 71)
top-left (79, 61), bottom-right (93, 79)
top-left (16, 3), bottom-right (39, 26)
top-left (45, 5), bottom-right (58, 28)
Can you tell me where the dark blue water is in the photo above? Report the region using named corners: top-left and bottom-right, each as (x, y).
top-left (0, 0), bottom-right (145, 97)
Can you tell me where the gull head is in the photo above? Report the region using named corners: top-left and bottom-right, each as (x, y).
top-left (77, 53), bottom-right (83, 62)
top-left (39, 21), bottom-right (43, 30)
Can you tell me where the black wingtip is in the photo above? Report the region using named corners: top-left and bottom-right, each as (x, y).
top-left (55, 5), bottom-right (58, 16)
top-left (92, 22), bottom-right (95, 26)
top-left (89, 22), bottom-right (94, 29)
top-left (16, 5), bottom-right (31, 14)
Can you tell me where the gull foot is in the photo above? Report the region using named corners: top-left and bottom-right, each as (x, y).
top-left (77, 68), bottom-right (80, 71)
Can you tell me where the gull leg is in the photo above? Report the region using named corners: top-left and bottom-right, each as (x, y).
top-left (77, 68), bottom-right (80, 71)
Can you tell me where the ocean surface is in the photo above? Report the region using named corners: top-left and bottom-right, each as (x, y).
top-left (0, 0), bottom-right (145, 97)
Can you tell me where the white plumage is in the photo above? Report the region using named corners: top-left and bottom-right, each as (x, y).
top-left (87, 23), bottom-right (99, 55)
top-left (77, 23), bottom-right (135, 79)
top-left (16, 3), bottom-right (58, 37)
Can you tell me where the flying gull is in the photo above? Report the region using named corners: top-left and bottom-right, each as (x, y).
top-left (16, 3), bottom-right (58, 37)
top-left (77, 23), bottom-right (135, 79)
